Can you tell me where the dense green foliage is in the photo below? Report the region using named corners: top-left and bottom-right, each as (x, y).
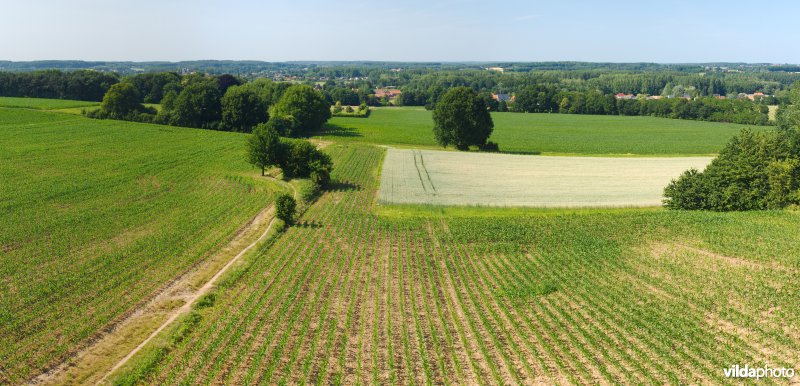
top-left (236, 78), bottom-right (291, 107)
top-left (0, 69), bottom-right (118, 101)
top-left (221, 85), bottom-right (269, 133)
top-left (247, 123), bottom-right (282, 176)
top-left (0, 108), bottom-right (281, 383)
top-left (320, 107), bottom-right (758, 155)
top-left (126, 72), bottom-right (181, 103)
top-left (246, 122), bottom-right (333, 184)
top-left (275, 194), bottom-right (297, 223)
top-left (507, 84), bottom-right (771, 125)
top-left (98, 82), bottom-right (152, 118)
top-left (278, 139), bottom-right (333, 185)
top-left (432, 87), bottom-right (494, 150)
top-left (776, 82), bottom-right (800, 131)
top-left (270, 85), bottom-right (331, 136)
top-left (664, 128), bottom-right (800, 210)
top-left (263, 115), bottom-right (297, 137)
top-left (116, 144), bottom-right (800, 385)
top-left (161, 80), bottom-right (223, 129)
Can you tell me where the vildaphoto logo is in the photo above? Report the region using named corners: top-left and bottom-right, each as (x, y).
top-left (724, 364), bottom-right (795, 379)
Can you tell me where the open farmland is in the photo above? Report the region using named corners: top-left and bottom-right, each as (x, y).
top-left (0, 108), bottom-right (283, 384)
top-left (112, 144), bottom-right (800, 385)
top-left (321, 107), bottom-right (760, 156)
top-left (378, 148), bottom-right (712, 207)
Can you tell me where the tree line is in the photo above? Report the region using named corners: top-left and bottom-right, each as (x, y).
top-left (0, 67), bottom-right (785, 127)
top-left (88, 73), bottom-right (331, 136)
top-left (0, 70), bottom-right (119, 101)
top-left (506, 85), bottom-right (772, 126)
top-left (87, 72), bottom-right (336, 203)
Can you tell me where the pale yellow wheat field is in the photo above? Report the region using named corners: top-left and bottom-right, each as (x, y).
top-left (378, 148), bottom-right (712, 207)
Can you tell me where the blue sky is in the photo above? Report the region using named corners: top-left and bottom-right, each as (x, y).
top-left (1, 0), bottom-right (797, 63)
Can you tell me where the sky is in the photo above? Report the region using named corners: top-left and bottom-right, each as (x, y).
top-left (1, 0), bottom-right (798, 63)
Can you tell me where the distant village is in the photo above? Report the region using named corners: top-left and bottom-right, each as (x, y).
top-left (612, 92), bottom-right (771, 101)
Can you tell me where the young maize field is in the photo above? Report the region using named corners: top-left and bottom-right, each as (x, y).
top-left (0, 108), bottom-right (282, 384)
top-left (378, 148), bottom-right (712, 207)
top-left (115, 144), bottom-right (800, 385)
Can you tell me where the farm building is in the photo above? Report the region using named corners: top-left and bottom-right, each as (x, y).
top-left (491, 93), bottom-right (514, 102)
top-left (375, 88), bottom-right (402, 99)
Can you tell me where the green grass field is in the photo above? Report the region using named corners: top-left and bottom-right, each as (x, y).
top-left (0, 96), bottom-right (100, 110)
top-left (113, 144), bottom-right (800, 385)
top-left (319, 107), bottom-right (760, 156)
top-left (0, 108), bottom-right (283, 383)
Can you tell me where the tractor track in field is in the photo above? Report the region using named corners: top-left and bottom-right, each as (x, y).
top-left (29, 177), bottom-right (297, 386)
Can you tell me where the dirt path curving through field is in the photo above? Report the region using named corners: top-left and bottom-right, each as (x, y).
top-left (30, 177), bottom-right (297, 386)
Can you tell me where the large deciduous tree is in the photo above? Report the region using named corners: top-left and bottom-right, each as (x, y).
top-left (247, 123), bottom-right (282, 176)
top-left (270, 85), bottom-right (331, 136)
top-left (432, 87), bottom-right (494, 150)
top-left (100, 82), bottom-right (142, 118)
top-left (221, 85), bottom-right (269, 133)
top-left (168, 81), bottom-right (222, 129)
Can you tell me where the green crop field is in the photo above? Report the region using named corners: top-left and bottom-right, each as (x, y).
top-left (113, 144), bottom-right (800, 385)
top-left (0, 108), bottom-right (284, 383)
top-left (0, 96), bottom-right (100, 110)
top-left (320, 107), bottom-right (761, 156)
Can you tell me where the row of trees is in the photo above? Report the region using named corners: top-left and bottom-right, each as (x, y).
top-left (0, 70), bottom-right (119, 101)
top-left (393, 83), bottom-right (773, 125)
top-left (90, 73), bottom-right (332, 136)
top-left (504, 85), bottom-right (771, 125)
top-left (664, 84), bottom-right (800, 211)
top-left (0, 67), bottom-right (778, 127)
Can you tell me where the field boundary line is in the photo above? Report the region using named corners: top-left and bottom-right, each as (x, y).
top-left (99, 177), bottom-right (298, 383)
top-left (98, 208), bottom-right (278, 384)
top-left (28, 176), bottom-right (296, 386)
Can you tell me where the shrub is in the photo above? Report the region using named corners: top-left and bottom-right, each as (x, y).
top-left (279, 139), bottom-right (332, 186)
top-left (266, 115), bottom-right (297, 137)
top-left (275, 194), bottom-right (296, 224)
top-left (663, 169), bottom-right (710, 210)
top-left (479, 141), bottom-right (500, 152)
top-left (664, 128), bottom-right (800, 211)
